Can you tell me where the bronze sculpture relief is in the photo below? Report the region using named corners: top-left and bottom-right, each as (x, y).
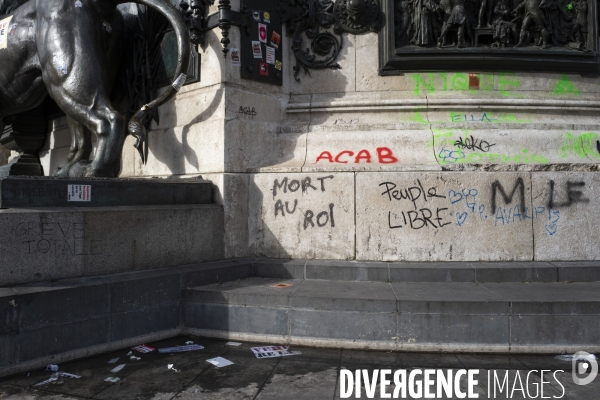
top-left (395, 0), bottom-right (592, 51)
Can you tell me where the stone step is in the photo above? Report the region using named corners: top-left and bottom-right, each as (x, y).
top-left (0, 258), bottom-right (255, 378)
top-left (251, 259), bottom-right (600, 283)
top-left (183, 277), bottom-right (600, 354)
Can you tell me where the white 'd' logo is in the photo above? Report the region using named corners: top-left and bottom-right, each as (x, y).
top-left (572, 351), bottom-right (598, 385)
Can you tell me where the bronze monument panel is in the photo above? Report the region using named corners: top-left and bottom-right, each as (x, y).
top-left (379, 0), bottom-right (599, 74)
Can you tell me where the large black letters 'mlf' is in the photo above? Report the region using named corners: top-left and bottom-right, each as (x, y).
top-left (491, 178), bottom-right (525, 213)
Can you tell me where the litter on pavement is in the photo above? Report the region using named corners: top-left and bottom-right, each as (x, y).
top-left (45, 364), bottom-right (59, 372)
top-left (34, 372), bottom-right (80, 387)
top-left (108, 358), bottom-right (119, 364)
top-left (251, 346), bottom-right (301, 359)
top-left (206, 357), bottom-right (234, 368)
top-left (104, 377), bottom-right (120, 383)
top-left (130, 355), bottom-right (141, 360)
top-left (132, 344), bottom-right (155, 353)
top-left (110, 364), bottom-right (126, 373)
top-left (226, 342), bottom-right (242, 346)
top-left (167, 364), bottom-right (180, 372)
top-left (158, 344), bottom-right (204, 353)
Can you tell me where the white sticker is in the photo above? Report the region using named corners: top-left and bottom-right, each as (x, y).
top-left (230, 48), bottom-right (241, 66)
top-left (67, 184), bottom-right (91, 201)
top-left (57, 65), bottom-right (68, 75)
top-left (0, 16), bottom-right (14, 50)
top-left (252, 41), bottom-right (262, 59)
top-left (75, 0), bottom-right (82, 7)
top-left (266, 46), bottom-right (275, 65)
top-left (172, 73), bottom-right (186, 91)
top-left (206, 357), bottom-right (234, 368)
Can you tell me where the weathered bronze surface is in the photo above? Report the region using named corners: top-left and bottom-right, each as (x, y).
top-left (0, 0), bottom-right (190, 178)
top-left (381, 0), bottom-right (599, 73)
top-left (279, 0), bottom-right (381, 81)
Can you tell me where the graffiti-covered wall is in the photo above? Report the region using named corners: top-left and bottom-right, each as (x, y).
top-left (39, 0), bottom-right (600, 261)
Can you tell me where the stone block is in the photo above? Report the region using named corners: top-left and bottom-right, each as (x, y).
top-left (305, 260), bottom-right (388, 282)
top-left (533, 172), bottom-right (600, 261)
top-left (511, 315), bottom-right (600, 347)
top-left (17, 317), bottom-right (109, 362)
top-left (0, 335), bottom-right (17, 368)
top-left (431, 128), bottom-right (599, 167)
top-left (392, 282), bottom-right (509, 314)
top-left (108, 269), bottom-right (181, 313)
top-left (185, 278), bottom-right (300, 307)
top-left (289, 309), bottom-right (396, 341)
top-left (480, 282), bottom-right (600, 315)
top-left (397, 314), bottom-right (509, 348)
top-left (252, 259), bottom-right (306, 279)
top-left (178, 259), bottom-right (253, 288)
top-left (224, 119), bottom-right (306, 172)
top-left (0, 177), bottom-right (212, 208)
top-left (14, 284), bottom-right (109, 330)
top-left (0, 205), bottom-right (224, 286)
top-left (389, 262), bottom-right (475, 282)
top-left (110, 303), bottom-right (180, 342)
top-left (184, 303), bottom-right (289, 336)
top-left (291, 281), bottom-right (397, 312)
top-left (554, 261), bottom-right (600, 282)
top-left (473, 262), bottom-right (557, 282)
top-left (249, 172), bottom-right (355, 259)
top-left (202, 173), bottom-right (251, 258)
top-left (303, 130), bottom-right (437, 172)
top-left (138, 118), bottom-right (225, 176)
top-left (355, 172), bottom-right (534, 261)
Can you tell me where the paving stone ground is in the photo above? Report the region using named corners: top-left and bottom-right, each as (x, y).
top-left (0, 336), bottom-right (597, 399)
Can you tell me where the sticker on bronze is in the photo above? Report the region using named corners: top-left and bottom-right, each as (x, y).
top-left (270, 31), bottom-right (281, 49)
top-left (259, 62), bottom-right (268, 76)
top-left (258, 23), bottom-right (267, 43)
top-left (252, 41), bottom-right (262, 58)
top-left (266, 46), bottom-right (275, 64)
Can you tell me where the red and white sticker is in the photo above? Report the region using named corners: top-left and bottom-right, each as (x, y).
top-left (67, 184), bottom-right (91, 202)
top-left (132, 344), bottom-right (155, 353)
top-left (258, 23), bottom-right (267, 43)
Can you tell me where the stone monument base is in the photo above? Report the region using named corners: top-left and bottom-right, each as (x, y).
top-left (0, 176), bottom-right (212, 208)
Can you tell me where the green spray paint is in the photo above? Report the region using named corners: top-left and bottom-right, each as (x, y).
top-left (412, 73), bottom-right (436, 95)
top-left (407, 111), bottom-right (429, 124)
top-left (498, 72), bottom-right (521, 96)
top-left (561, 132), bottom-right (600, 158)
top-left (552, 75), bottom-right (580, 96)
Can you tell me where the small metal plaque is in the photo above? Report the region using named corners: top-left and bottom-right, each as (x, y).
top-left (240, 0), bottom-right (283, 85)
